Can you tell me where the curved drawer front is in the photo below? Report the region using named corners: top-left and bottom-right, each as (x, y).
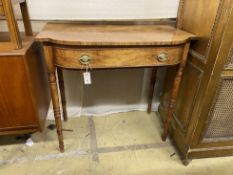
top-left (54, 46), bottom-right (183, 69)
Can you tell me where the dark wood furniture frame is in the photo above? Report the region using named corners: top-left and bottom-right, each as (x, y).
top-left (0, 0), bottom-right (50, 135)
top-left (158, 0), bottom-right (233, 165)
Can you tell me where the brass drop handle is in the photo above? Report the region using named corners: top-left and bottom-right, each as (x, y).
top-left (80, 55), bottom-right (91, 65)
top-left (157, 52), bottom-right (169, 62)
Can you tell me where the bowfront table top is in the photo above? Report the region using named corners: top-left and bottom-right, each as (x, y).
top-left (36, 23), bottom-right (196, 46)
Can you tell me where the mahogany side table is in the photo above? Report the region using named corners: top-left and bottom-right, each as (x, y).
top-left (36, 23), bottom-right (196, 152)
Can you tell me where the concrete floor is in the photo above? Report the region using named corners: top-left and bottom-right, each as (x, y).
top-left (0, 111), bottom-right (233, 175)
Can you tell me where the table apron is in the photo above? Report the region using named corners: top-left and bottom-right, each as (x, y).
top-left (53, 46), bottom-right (184, 69)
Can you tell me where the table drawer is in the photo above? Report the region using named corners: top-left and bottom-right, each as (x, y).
top-left (54, 46), bottom-right (183, 69)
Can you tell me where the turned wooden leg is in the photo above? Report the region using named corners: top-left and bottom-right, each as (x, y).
top-left (162, 43), bottom-right (190, 141)
top-left (49, 73), bottom-right (65, 152)
top-left (43, 45), bottom-right (64, 152)
top-left (57, 68), bottom-right (68, 121)
top-left (147, 68), bottom-right (157, 113)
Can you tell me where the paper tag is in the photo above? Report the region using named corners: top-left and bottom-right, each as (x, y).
top-left (83, 71), bottom-right (92, 85)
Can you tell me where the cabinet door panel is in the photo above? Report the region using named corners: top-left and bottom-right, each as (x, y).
top-left (0, 57), bottom-right (38, 130)
top-left (174, 61), bottom-right (203, 133)
top-left (179, 0), bottom-right (221, 60)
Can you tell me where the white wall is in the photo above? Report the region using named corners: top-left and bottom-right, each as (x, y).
top-left (27, 0), bottom-right (179, 20)
top-left (1, 0), bottom-right (180, 118)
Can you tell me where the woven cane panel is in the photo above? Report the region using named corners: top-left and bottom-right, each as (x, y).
top-left (205, 79), bottom-right (233, 139)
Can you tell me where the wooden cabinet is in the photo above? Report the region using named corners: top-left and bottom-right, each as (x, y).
top-left (0, 38), bottom-right (50, 135)
top-left (159, 0), bottom-right (233, 164)
top-left (0, 0), bottom-right (50, 135)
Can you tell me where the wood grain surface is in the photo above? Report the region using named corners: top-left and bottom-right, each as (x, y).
top-left (159, 0), bottom-right (233, 164)
top-left (0, 0), bottom-right (25, 5)
top-left (1, 0), bottom-right (22, 49)
top-left (0, 5), bottom-right (4, 16)
top-left (54, 46), bottom-right (183, 69)
top-left (0, 38), bottom-right (50, 134)
top-left (0, 33), bottom-right (34, 54)
top-left (36, 23), bottom-right (196, 46)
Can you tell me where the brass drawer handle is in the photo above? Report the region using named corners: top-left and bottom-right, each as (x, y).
top-left (80, 55), bottom-right (91, 65)
top-left (157, 52), bottom-right (169, 62)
